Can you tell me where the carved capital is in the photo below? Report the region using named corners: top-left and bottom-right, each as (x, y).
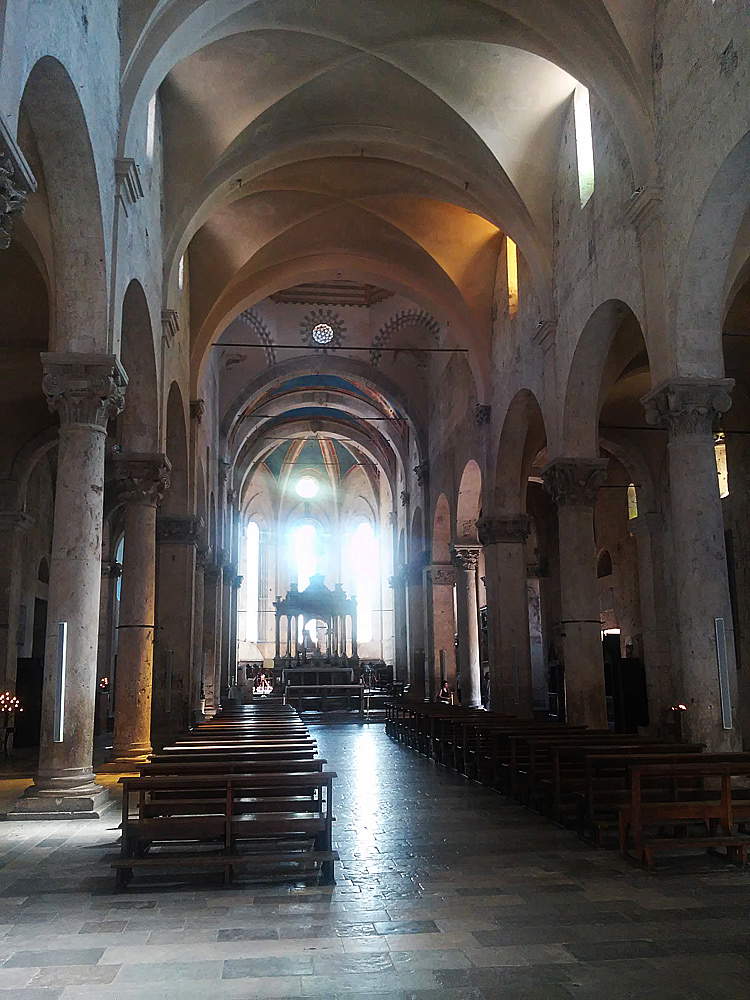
top-left (541, 458), bottom-right (608, 508)
top-left (478, 515), bottom-right (530, 545)
top-left (42, 353), bottom-right (127, 428)
top-left (414, 461), bottom-right (429, 487)
top-left (196, 547), bottom-right (209, 569)
top-left (218, 459), bottom-right (231, 487)
top-left (0, 120), bottom-right (36, 251)
top-left (388, 572), bottom-right (406, 590)
top-left (387, 510), bottom-right (397, 526)
top-left (474, 404), bottom-right (491, 426)
top-left (452, 545), bottom-right (480, 572)
top-left (641, 378), bottom-right (734, 437)
top-left (232, 574), bottom-right (244, 591)
top-left (190, 398), bottom-right (206, 423)
top-left (156, 514), bottom-right (204, 546)
top-left (111, 452), bottom-right (171, 507)
top-left (425, 563), bottom-right (455, 587)
top-left (400, 488), bottom-right (410, 507)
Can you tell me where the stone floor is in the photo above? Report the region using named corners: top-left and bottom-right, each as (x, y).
top-left (0, 724), bottom-right (749, 999)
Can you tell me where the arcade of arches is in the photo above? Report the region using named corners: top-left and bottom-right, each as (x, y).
top-left (1, 3), bottom-right (750, 988)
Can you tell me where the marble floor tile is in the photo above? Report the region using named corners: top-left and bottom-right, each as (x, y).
top-left (1, 724), bottom-right (750, 999)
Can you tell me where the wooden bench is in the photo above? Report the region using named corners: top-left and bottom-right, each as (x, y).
top-left (113, 770), bottom-right (338, 888)
top-left (618, 758), bottom-right (750, 866)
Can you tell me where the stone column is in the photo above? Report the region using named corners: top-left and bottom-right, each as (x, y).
top-left (95, 560), bottom-right (121, 734)
top-left (628, 513), bottom-right (676, 734)
top-left (479, 516), bottom-right (533, 717)
top-left (389, 572), bottom-right (408, 682)
top-left (229, 573), bottom-right (242, 690)
top-left (406, 560), bottom-right (426, 696)
top-left (423, 563), bottom-right (456, 698)
top-left (109, 453), bottom-right (170, 765)
top-left (153, 515), bottom-right (202, 744)
top-left (0, 509), bottom-right (33, 690)
top-left (219, 555), bottom-right (233, 702)
top-left (643, 378), bottom-right (740, 750)
top-left (453, 545), bottom-right (482, 708)
top-left (202, 561), bottom-right (222, 714)
top-left (192, 548), bottom-right (206, 716)
top-left (14, 353), bottom-right (126, 818)
top-left (542, 458), bottom-right (609, 728)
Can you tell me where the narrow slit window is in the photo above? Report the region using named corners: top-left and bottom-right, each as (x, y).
top-left (715, 433), bottom-right (729, 498)
top-left (146, 94), bottom-right (157, 162)
top-left (177, 255), bottom-right (185, 291)
top-left (574, 86), bottom-right (595, 207)
top-left (506, 237), bottom-right (519, 317)
top-left (627, 484), bottom-right (638, 520)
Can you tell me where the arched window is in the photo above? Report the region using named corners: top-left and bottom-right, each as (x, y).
top-left (597, 550), bottom-right (613, 578)
top-left (627, 483), bottom-right (638, 520)
top-left (239, 521), bottom-right (260, 644)
top-left (506, 237), bottom-right (519, 317)
top-left (715, 432), bottom-right (729, 498)
top-left (290, 521), bottom-right (320, 590)
top-left (574, 86), bottom-right (595, 207)
top-left (346, 520), bottom-right (379, 643)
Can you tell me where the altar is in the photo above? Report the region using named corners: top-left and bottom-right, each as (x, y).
top-left (273, 574), bottom-right (360, 685)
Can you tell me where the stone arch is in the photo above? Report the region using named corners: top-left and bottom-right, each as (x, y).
top-left (675, 130), bottom-right (750, 376)
top-left (456, 460), bottom-right (482, 541)
top-left (162, 382), bottom-right (188, 515)
top-left (432, 493), bottom-right (452, 564)
top-left (119, 279), bottom-right (159, 451)
top-left (0, 239), bottom-right (52, 478)
top-left (18, 56), bottom-right (107, 350)
top-left (494, 389), bottom-right (547, 515)
top-left (563, 299), bottom-right (648, 457)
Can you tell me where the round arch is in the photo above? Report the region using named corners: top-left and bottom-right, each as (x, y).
top-left (163, 381), bottom-right (189, 515)
top-left (119, 279), bottom-right (159, 451)
top-left (19, 56), bottom-right (107, 350)
top-left (675, 130), bottom-right (750, 376)
top-left (493, 388), bottom-right (547, 515)
top-left (456, 459), bottom-right (482, 541)
top-left (432, 493), bottom-right (452, 563)
top-left (562, 299), bottom-right (648, 457)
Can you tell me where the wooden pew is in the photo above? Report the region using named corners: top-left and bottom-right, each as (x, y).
top-left (113, 770), bottom-right (338, 888)
top-left (618, 757), bottom-right (750, 866)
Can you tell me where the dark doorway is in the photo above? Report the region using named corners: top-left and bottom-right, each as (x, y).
top-left (14, 597), bottom-right (46, 747)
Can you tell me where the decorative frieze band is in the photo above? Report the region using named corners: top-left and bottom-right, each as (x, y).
top-left (477, 515), bottom-right (530, 545)
top-left (541, 457), bottom-right (608, 508)
top-left (641, 378), bottom-right (734, 437)
top-left (41, 353), bottom-right (127, 428)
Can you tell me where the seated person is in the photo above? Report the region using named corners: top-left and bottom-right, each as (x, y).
top-left (435, 680), bottom-right (453, 705)
top-left (253, 671), bottom-right (273, 695)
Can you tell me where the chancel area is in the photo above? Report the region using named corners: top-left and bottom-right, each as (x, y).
top-left (1, 2), bottom-right (750, 997)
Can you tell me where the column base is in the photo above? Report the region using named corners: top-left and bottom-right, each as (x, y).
top-left (99, 743), bottom-right (152, 772)
top-left (8, 780), bottom-right (112, 820)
